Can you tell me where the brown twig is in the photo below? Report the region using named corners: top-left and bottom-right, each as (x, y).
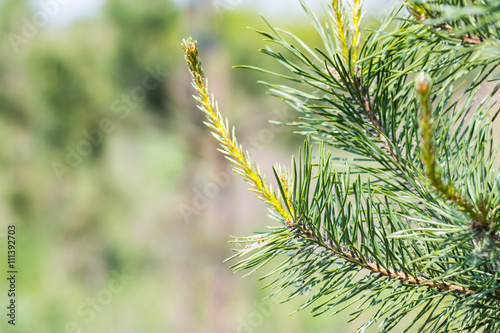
top-left (291, 223), bottom-right (500, 296)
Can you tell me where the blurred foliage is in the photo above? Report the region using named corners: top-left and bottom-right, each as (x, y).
top-left (0, 0), bottom-right (386, 332)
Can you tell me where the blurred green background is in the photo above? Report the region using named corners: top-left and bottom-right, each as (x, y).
top-left (0, 0), bottom-right (402, 332)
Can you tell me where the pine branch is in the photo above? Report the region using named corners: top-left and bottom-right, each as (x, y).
top-left (351, 0), bottom-right (363, 55)
top-left (292, 220), bottom-right (476, 295)
top-left (182, 37), bottom-right (479, 298)
top-left (417, 72), bottom-right (500, 251)
top-left (182, 1), bottom-right (500, 330)
top-left (182, 38), bottom-right (292, 221)
top-left (330, 0), bottom-right (350, 63)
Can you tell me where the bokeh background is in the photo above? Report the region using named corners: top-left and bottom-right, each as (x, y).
top-left (0, 0), bottom-right (403, 332)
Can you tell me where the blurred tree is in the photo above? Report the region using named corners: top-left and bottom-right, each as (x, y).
top-left (105, 0), bottom-right (179, 118)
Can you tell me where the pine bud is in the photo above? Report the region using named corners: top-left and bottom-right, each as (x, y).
top-left (415, 72), bottom-right (432, 99)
